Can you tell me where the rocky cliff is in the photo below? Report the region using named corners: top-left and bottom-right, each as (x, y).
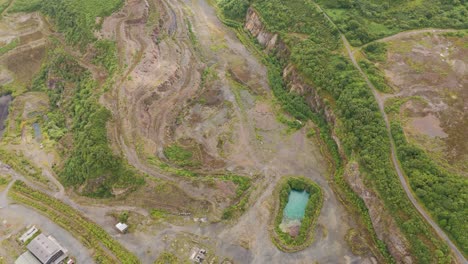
top-left (244, 7), bottom-right (413, 263)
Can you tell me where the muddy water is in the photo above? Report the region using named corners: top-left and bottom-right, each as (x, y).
top-left (410, 114), bottom-right (447, 138)
top-left (0, 94), bottom-right (12, 138)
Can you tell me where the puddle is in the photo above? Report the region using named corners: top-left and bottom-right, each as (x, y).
top-left (410, 114), bottom-right (447, 138)
top-left (0, 94), bottom-right (12, 138)
top-left (33, 123), bottom-right (42, 142)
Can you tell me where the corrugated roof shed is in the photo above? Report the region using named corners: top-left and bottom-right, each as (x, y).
top-left (14, 251), bottom-right (41, 264)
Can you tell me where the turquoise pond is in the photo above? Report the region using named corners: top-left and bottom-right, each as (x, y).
top-left (283, 190), bottom-right (310, 220)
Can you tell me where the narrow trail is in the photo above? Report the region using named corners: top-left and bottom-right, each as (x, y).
top-left (372, 28), bottom-right (457, 44)
top-left (315, 3), bottom-right (466, 263)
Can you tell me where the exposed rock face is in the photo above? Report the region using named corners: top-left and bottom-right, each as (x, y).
top-left (344, 162), bottom-right (413, 264)
top-left (244, 7), bottom-right (413, 263)
top-left (244, 8), bottom-right (279, 52)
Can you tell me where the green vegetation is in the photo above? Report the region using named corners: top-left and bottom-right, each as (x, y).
top-left (0, 175), bottom-right (9, 185)
top-left (148, 152), bottom-right (252, 220)
top-left (10, 0), bottom-right (123, 46)
top-left (0, 148), bottom-right (48, 184)
top-left (219, 0), bottom-right (249, 21)
top-left (391, 121), bottom-right (468, 255)
top-left (271, 176), bottom-right (323, 252)
top-left (93, 40), bottom-right (119, 74)
top-left (10, 180), bottom-right (140, 263)
top-left (8, 0), bottom-right (41, 13)
top-left (358, 59), bottom-right (392, 93)
top-left (163, 144), bottom-right (200, 168)
top-left (363, 42), bottom-right (387, 62)
top-left (150, 208), bottom-right (168, 220)
top-left (221, 174), bottom-right (252, 220)
top-left (316, 0), bottom-right (468, 46)
top-left (31, 48), bottom-right (142, 197)
top-left (154, 252), bottom-right (179, 264)
top-left (0, 0), bottom-right (11, 14)
top-left (24, 229), bottom-right (41, 246)
top-left (0, 39), bottom-right (18, 56)
top-left (118, 211), bottom-right (129, 223)
top-left (220, 0), bottom-right (453, 262)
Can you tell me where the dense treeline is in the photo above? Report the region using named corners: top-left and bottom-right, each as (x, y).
top-left (10, 0), bottom-right (123, 46)
top-left (220, 0), bottom-right (453, 262)
top-left (32, 49), bottom-right (142, 197)
top-left (272, 177), bottom-right (323, 251)
top-left (316, 0), bottom-right (468, 45)
top-left (391, 122), bottom-right (468, 254)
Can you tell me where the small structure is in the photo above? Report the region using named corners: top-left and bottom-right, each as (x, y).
top-left (19, 226), bottom-right (39, 244)
top-left (189, 247), bottom-right (207, 263)
top-left (115, 222), bottom-right (128, 233)
top-left (26, 234), bottom-right (67, 264)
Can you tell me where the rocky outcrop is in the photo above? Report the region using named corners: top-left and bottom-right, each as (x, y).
top-left (244, 7), bottom-right (413, 263)
top-left (344, 162), bottom-right (413, 264)
top-left (244, 8), bottom-right (280, 52)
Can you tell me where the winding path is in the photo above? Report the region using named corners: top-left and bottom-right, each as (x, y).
top-left (315, 3), bottom-right (466, 263)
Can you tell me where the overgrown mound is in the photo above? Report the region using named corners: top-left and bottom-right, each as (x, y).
top-left (32, 48), bottom-right (142, 197)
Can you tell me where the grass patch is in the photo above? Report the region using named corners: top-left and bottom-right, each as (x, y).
top-left (163, 144), bottom-right (200, 168)
top-left (0, 148), bottom-right (48, 185)
top-left (358, 59), bottom-right (392, 93)
top-left (154, 252), bottom-right (179, 264)
top-left (0, 39), bottom-right (18, 56)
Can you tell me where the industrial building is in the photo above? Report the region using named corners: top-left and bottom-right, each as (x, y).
top-left (15, 234), bottom-right (68, 264)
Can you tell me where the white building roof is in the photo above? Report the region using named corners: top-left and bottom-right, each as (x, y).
top-left (116, 222), bottom-right (128, 232)
top-left (19, 226), bottom-right (38, 244)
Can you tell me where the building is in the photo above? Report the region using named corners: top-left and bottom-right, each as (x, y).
top-left (15, 251), bottom-right (41, 264)
top-left (16, 234), bottom-right (67, 264)
top-left (189, 247), bottom-right (207, 263)
top-left (115, 222), bottom-right (129, 233)
top-left (19, 226), bottom-right (39, 244)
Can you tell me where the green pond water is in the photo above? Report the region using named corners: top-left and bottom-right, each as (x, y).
top-left (283, 190), bottom-right (310, 220)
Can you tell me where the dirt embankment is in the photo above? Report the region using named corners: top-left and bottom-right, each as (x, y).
top-left (244, 7), bottom-right (413, 263)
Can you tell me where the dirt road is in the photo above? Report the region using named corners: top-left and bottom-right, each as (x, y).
top-left (315, 4), bottom-right (466, 262)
